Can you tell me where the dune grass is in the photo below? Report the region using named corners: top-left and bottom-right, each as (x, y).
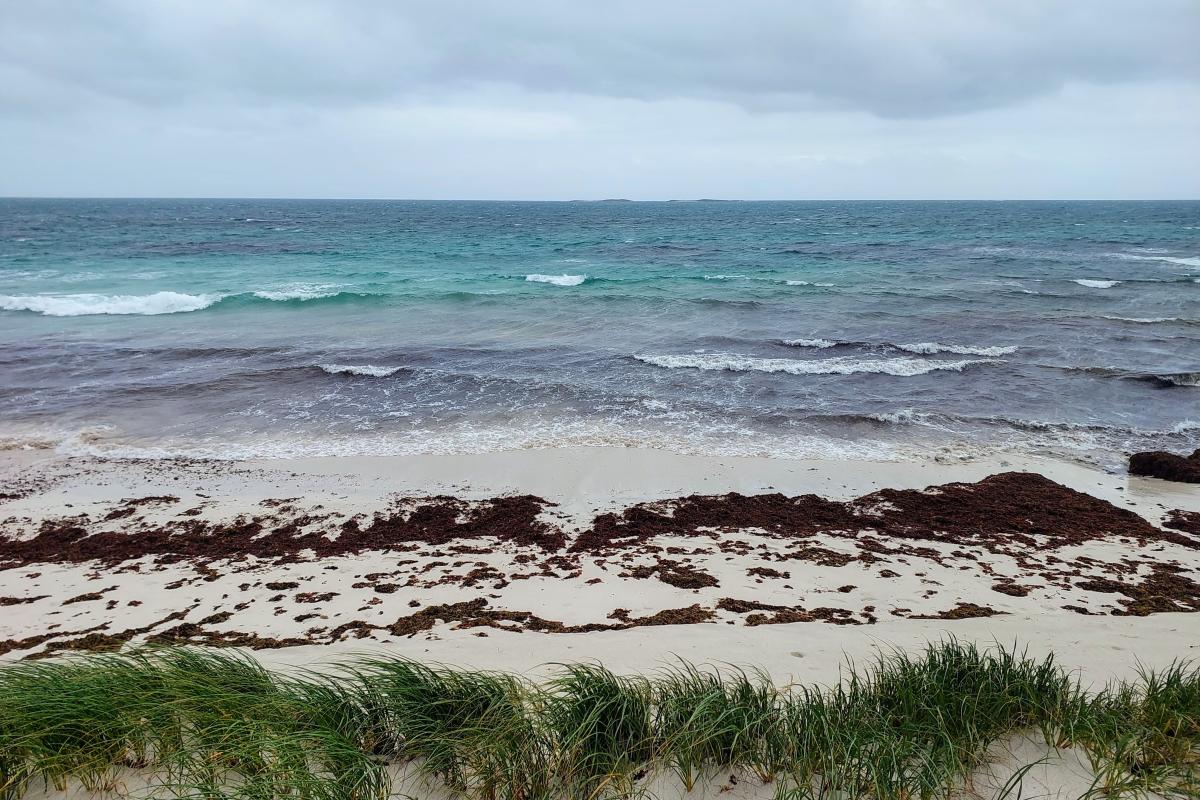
top-left (0, 641), bottom-right (1196, 800)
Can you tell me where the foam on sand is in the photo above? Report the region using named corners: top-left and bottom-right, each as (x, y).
top-left (0, 291), bottom-right (221, 316)
top-left (526, 274), bottom-right (586, 286)
top-left (635, 352), bottom-right (997, 376)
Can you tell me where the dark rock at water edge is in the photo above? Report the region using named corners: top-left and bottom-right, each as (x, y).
top-left (1129, 449), bottom-right (1200, 483)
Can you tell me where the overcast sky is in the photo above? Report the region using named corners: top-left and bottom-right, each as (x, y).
top-left (2, 1), bottom-right (1198, 199)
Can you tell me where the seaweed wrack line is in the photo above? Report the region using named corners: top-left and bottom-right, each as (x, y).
top-left (1, 642), bottom-right (1198, 800)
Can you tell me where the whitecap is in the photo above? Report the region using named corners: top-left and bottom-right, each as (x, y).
top-left (634, 353), bottom-right (997, 377)
top-left (253, 284), bottom-right (341, 301)
top-left (896, 342), bottom-right (1018, 357)
top-left (786, 280), bottom-right (835, 286)
top-left (1101, 316), bottom-right (1180, 324)
top-left (1112, 254), bottom-right (1200, 268)
top-left (0, 291), bottom-right (221, 316)
top-left (1073, 279), bottom-right (1120, 289)
top-left (781, 338), bottom-right (837, 348)
top-left (866, 409), bottom-right (932, 424)
top-left (525, 274), bottom-right (586, 286)
top-left (318, 364), bottom-right (404, 377)
top-left (1154, 372), bottom-right (1200, 387)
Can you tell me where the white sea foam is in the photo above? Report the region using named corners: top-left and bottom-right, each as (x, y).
top-left (786, 280), bottom-right (835, 286)
top-left (1155, 372), bottom-right (1200, 387)
top-left (526, 274), bottom-right (586, 286)
top-left (896, 342), bottom-right (1018, 357)
top-left (0, 291), bottom-right (221, 316)
top-left (1113, 254), bottom-right (1200, 268)
top-left (253, 284), bottom-right (341, 301)
top-left (704, 274), bottom-right (748, 280)
top-left (1073, 279), bottom-right (1120, 289)
top-left (781, 338), bottom-right (837, 348)
top-left (635, 353), bottom-right (996, 376)
top-left (318, 364), bottom-right (404, 377)
top-left (1102, 316), bottom-right (1181, 324)
top-left (866, 409), bottom-right (931, 424)
top-left (47, 420), bottom-right (907, 462)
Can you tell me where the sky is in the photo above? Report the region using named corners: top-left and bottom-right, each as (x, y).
top-left (2, 0), bottom-right (1198, 200)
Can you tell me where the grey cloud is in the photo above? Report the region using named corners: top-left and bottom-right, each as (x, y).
top-left (3, 0), bottom-right (1198, 118)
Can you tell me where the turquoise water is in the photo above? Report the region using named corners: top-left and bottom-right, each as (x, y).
top-left (1, 199), bottom-right (1197, 465)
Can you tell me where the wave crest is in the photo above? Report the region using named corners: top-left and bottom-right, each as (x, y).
top-left (1150, 372), bottom-right (1200, 388)
top-left (1113, 253), bottom-right (1200, 268)
top-left (526, 274), bottom-right (586, 286)
top-left (1073, 279), bottom-right (1120, 289)
top-left (253, 284), bottom-right (342, 301)
top-left (318, 363), bottom-right (405, 377)
top-left (635, 352), bottom-right (997, 377)
top-left (896, 342), bottom-right (1018, 356)
top-left (781, 338), bottom-right (1016, 357)
top-left (0, 291), bottom-right (221, 316)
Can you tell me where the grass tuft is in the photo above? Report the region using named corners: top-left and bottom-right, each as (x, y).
top-left (0, 641), bottom-right (1195, 800)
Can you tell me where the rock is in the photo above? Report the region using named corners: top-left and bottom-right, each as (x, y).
top-left (1128, 449), bottom-right (1200, 483)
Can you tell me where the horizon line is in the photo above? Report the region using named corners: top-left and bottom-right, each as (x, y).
top-left (2, 196), bottom-right (1198, 203)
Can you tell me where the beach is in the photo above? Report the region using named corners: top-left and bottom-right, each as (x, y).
top-left (3, 446), bottom-right (1197, 666)
top-left (2, 445), bottom-right (1198, 799)
top-left (1, 199), bottom-right (1198, 797)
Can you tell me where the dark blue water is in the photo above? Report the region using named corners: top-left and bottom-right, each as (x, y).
top-left (1, 199), bottom-right (1197, 464)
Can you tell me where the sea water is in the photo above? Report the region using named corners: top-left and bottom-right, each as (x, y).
top-left (1, 199), bottom-right (1197, 466)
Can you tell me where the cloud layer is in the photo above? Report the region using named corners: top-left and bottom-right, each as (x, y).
top-left (2, 0), bottom-right (1198, 198)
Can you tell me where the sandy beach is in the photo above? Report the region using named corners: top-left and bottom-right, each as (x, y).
top-left (3, 446), bottom-right (1197, 671)
top-left (1, 446), bottom-right (1197, 800)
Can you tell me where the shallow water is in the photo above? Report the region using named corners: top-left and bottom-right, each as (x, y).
top-left (1, 198), bottom-right (1197, 465)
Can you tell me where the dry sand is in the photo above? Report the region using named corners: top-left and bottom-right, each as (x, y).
top-left (1, 446), bottom-right (1197, 668)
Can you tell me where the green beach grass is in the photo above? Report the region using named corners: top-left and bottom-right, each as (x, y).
top-left (0, 641), bottom-right (1196, 800)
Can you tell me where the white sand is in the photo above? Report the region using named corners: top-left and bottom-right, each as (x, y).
top-left (1, 446), bottom-right (1197, 667)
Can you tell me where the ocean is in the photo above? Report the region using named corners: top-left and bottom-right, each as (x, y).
top-left (1, 199), bottom-right (1197, 467)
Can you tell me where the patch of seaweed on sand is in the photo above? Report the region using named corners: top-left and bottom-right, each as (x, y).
top-left (0, 495), bottom-right (561, 568)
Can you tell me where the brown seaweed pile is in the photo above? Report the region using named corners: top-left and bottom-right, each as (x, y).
top-left (0, 495), bottom-right (560, 567)
top-left (577, 472), bottom-right (1195, 554)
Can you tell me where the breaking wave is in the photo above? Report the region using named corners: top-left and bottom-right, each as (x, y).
top-left (635, 353), bottom-right (997, 376)
top-left (0, 291), bottom-right (221, 316)
top-left (895, 342), bottom-right (1019, 356)
top-left (1113, 254), bottom-right (1200, 268)
top-left (1073, 279), bottom-right (1120, 289)
top-left (0, 289), bottom-right (385, 317)
top-left (1101, 316), bottom-right (1187, 324)
top-left (780, 338), bottom-right (1016, 356)
top-left (318, 364), bottom-right (406, 377)
top-left (253, 284), bottom-right (342, 301)
top-left (1147, 372), bottom-right (1200, 388)
top-left (526, 274), bottom-right (586, 286)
